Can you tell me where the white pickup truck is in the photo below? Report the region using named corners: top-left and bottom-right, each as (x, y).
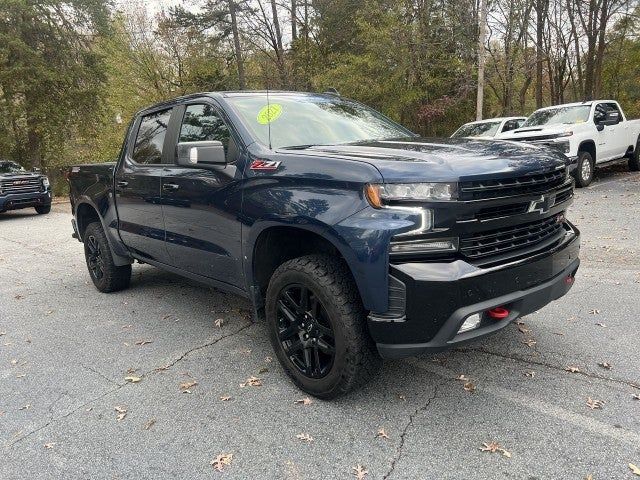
top-left (499, 100), bottom-right (640, 187)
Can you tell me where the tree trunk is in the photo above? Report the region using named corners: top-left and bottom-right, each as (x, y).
top-left (476, 0), bottom-right (487, 120)
top-left (535, 0), bottom-right (548, 108)
top-left (228, 0), bottom-right (245, 89)
top-left (291, 0), bottom-right (297, 42)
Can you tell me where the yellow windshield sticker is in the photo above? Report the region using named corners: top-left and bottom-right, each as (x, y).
top-left (257, 104), bottom-right (282, 124)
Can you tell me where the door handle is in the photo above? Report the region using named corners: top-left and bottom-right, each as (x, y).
top-left (163, 183), bottom-right (179, 191)
top-left (116, 180), bottom-right (128, 188)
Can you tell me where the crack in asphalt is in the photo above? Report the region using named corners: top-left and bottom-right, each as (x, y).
top-left (143, 322), bottom-right (254, 375)
top-left (459, 347), bottom-right (639, 391)
top-left (4, 322), bottom-right (255, 449)
top-left (382, 384), bottom-right (440, 480)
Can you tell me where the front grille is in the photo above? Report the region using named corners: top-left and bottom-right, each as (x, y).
top-left (460, 213), bottom-right (565, 260)
top-left (459, 169), bottom-right (566, 200)
top-left (475, 202), bottom-right (529, 221)
top-left (0, 177), bottom-right (42, 195)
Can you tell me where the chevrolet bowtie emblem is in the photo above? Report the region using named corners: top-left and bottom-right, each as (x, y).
top-left (528, 194), bottom-right (556, 214)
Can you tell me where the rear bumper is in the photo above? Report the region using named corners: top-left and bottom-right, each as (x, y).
top-left (0, 191), bottom-right (51, 212)
top-left (372, 224), bottom-right (580, 359)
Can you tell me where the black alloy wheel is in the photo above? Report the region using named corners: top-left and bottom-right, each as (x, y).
top-left (86, 234), bottom-right (105, 281)
top-left (276, 284), bottom-right (336, 378)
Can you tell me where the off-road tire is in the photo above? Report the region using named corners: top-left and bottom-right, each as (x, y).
top-left (265, 254), bottom-right (381, 399)
top-left (83, 221), bottom-right (131, 293)
top-left (574, 151), bottom-right (595, 187)
top-left (35, 205), bottom-right (51, 214)
top-left (629, 137), bottom-right (640, 172)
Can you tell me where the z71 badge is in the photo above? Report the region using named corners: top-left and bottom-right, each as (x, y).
top-left (250, 159), bottom-right (281, 171)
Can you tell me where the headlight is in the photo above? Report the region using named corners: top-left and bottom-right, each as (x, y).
top-left (556, 130), bottom-right (573, 138)
top-left (553, 140), bottom-right (571, 153)
top-left (42, 177), bottom-right (50, 188)
top-left (365, 182), bottom-right (457, 208)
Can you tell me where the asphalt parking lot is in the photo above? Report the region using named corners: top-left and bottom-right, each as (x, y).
top-left (1, 165), bottom-right (639, 480)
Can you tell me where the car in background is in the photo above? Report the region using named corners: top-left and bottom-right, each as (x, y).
top-left (499, 101), bottom-right (640, 187)
top-left (451, 117), bottom-right (527, 139)
top-left (0, 160), bottom-right (52, 214)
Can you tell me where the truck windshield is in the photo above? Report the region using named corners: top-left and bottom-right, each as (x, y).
top-left (451, 121), bottom-right (501, 138)
top-left (523, 105), bottom-right (591, 127)
top-left (0, 161), bottom-right (25, 173)
top-left (226, 94), bottom-right (414, 149)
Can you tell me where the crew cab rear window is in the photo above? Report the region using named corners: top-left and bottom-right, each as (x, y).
top-left (132, 109), bottom-right (172, 164)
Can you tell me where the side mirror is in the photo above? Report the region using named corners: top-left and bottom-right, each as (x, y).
top-left (596, 124), bottom-right (605, 132)
top-left (177, 140), bottom-right (226, 167)
top-left (32, 167), bottom-right (41, 173)
top-left (604, 111), bottom-right (620, 125)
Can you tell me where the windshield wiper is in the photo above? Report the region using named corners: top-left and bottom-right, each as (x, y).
top-left (280, 144), bottom-right (326, 150)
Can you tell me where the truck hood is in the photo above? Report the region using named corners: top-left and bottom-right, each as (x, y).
top-left (283, 137), bottom-right (568, 183)
top-left (498, 124), bottom-right (573, 141)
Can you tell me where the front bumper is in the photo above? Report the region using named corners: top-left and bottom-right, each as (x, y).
top-left (567, 155), bottom-right (579, 173)
top-left (372, 224), bottom-right (580, 359)
top-left (0, 191), bottom-right (51, 212)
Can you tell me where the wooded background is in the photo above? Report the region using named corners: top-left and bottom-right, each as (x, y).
top-left (1, 0), bottom-right (638, 192)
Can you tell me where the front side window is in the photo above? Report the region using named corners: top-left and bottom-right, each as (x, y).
top-left (227, 94), bottom-right (414, 149)
top-left (132, 109), bottom-right (172, 164)
top-left (179, 104), bottom-right (230, 148)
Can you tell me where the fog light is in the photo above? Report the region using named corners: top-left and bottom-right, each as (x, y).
top-left (458, 313), bottom-right (481, 334)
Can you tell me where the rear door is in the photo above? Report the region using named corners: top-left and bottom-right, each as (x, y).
top-left (114, 108), bottom-right (173, 262)
top-left (160, 102), bottom-right (245, 288)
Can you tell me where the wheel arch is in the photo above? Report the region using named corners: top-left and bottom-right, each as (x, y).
top-left (246, 224), bottom-right (368, 312)
top-left (578, 140), bottom-right (596, 159)
top-left (75, 199), bottom-right (133, 266)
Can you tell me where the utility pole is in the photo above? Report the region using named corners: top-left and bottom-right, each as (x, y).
top-left (476, 0), bottom-right (487, 120)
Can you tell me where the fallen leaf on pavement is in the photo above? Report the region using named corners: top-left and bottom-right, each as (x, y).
top-left (630, 464), bottom-right (640, 476)
top-left (296, 433), bottom-right (314, 443)
top-left (240, 376), bottom-right (262, 387)
top-left (18, 404), bottom-right (31, 410)
top-left (211, 453), bottom-right (233, 472)
top-left (456, 374), bottom-right (470, 382)
top-left (517, 324), bottom-right (530, 334)
top-left (135, 340), bottom-right (153, 346)
top-left (397, 394), bottom-right (406, 401)
top-left (599, 362), bottom-right (612, 370)
top-left (376, 428), bottom-right (389, 439)
top-left (480, 441), bottom-right (511, 458)
top-left (553, 332), bottom-right (565, 336)
top-left (124, 376), bottom-right (141, 383)
top-left (595, 322), bottom-right (607, 327)
top-left (588, 309), bottom-right (600, 315)
top-left (180, 381), bottom-right (198, 392)
top-left (524, 370), bottom-right (536, 377)
top-left (565, 366), bottom-right (581, 373)
top-left (632, 394), bottom-right (640, 400)
top-left (522, 339), bottom-right (537, 348)
top-left (44, 443), bottom-right (55, 449)
top-left (352, 464), bottom-right (368, 479)
top-left (214, 318), bottom-right (224, 328)
top-left (258, 367), bottom-right (269, 374)
top-left (463, 382), bottom-right (476, 393)
top-left (0, 331), bottom-right (6, 336)
top-left (143, 419), bottom-right (156, 430)
top-left (294, 397), bottom-right (313, 406)
top-left (10, 359), bottom-right (17, 365)
top-left (220, 396), bottom-right (232, 401)
top-left (114, 406), bottom-right (127, 421)
top-left (265, 356), bottom-right (272, 363)
top-left (586, 397), bottom-right (605, 410)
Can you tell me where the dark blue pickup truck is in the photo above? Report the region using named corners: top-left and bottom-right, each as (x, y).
top-left (68, 91), bottom-right (580, 398)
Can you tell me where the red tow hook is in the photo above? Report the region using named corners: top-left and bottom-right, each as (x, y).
top-left (565, 275), bottom-right (575, 285)
top-left (487, 307), bottom-right (510, 319)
